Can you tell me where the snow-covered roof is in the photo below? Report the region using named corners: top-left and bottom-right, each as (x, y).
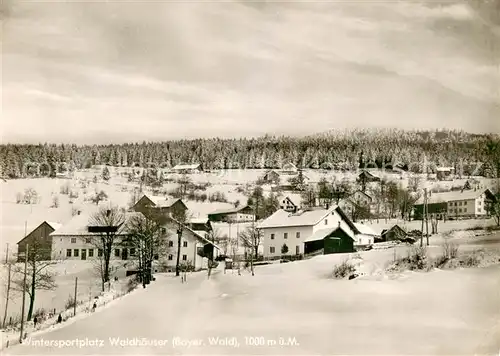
top-left (282, 194), bottom-right (302, 207)
top-left (415, 189), bottom-right (492, 205)
top-left (172, 164), bottom-right (200, 170)
top-left (436, 167), bottom-right (455, 172)
top-left (189, 217), bottom-right (209, 224)
top-left (354, 223), bottom-right (379, 236)
top-left (208, 205), bottom-right (252, 216)
top-left (144, 195), bottom-right (182, 208)
top-left (51, 212), bottom-right (142, 236)
top-left (167, 217), bottom-right (220, 249)
top-left (258, 206), bottom-right (334, 229)
top-left (45, 221), bottom-right (63, 231)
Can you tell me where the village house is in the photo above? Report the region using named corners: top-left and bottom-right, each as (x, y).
top-left (132, 195), bottom-right (188, 220)
top-left (261, 170), bottom-right (281, 184)
top-left (279, 194), bottom-right (302, 213)
top-left (187, 216), bottom-right (212, 235)
top-left (414, 189), bottom-right (494, 220)
top-left (161, 218), bottom-right (220, 271)
top-left (50, 210), bottom-right (219, 270)
top-left (208, 205), bottom-right (255, 223)
top-left (353, 223), bottom-right (378, 246)
top-left (436, 167), bottom-right (455, 181)
top-left (171, 164), bottom-right (202, 174)
top-left (17, 221), bottom-right (62, 262)
top-left (380, 224), bottom-right (408, 242)
top-left (50, 211), bottom-right (141, 261)
top-left (259, 205), bottom-right (361, 258)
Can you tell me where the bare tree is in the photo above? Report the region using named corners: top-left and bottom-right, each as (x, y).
top-left (13, 240), bottom-right (57, 321)
top-left (486, 194), bottom-right (500, 226)
top-left (239, 224), bottom-right (262, 276)
top-left (125, 213), bottom-right (167, 287)
top-left (89, 206), bottom-right (125, 291)
top-left (2, 245), bottom-right (16, 328)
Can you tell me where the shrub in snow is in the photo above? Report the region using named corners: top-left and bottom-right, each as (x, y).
top-left (64, 294), bottom-right (76, 310)
top-left (459, 250), bottom-right (483, 267)
top-left (332, 260), bottom-right (356, 279)
top-left (389, 246), bottom-right (429, 272)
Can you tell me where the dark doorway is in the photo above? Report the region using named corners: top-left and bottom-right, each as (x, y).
top-left (81, 249), bottom-right (87, 260)
top-left (122, 248), bottom-right (128, 260)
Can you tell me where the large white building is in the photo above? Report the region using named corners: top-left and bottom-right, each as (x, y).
top-left (258, 205), bottom-right (361, 258)
top-left (50, 210), bottom-right (219, 271)
top-left (414, 188), bottom-right (494, 219)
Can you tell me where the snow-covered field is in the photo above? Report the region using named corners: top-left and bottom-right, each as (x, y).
top-left (3, 233), bottom-right (500, 355)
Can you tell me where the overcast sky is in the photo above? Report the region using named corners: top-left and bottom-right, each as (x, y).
top-left (1, 0), bottom-right (499, 144)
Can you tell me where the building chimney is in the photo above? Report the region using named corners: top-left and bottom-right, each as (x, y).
top-left (77, 210), bottom-right (81, 215)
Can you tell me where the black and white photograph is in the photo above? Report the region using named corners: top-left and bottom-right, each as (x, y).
top-left (1, 0), bottom-right (500, 354)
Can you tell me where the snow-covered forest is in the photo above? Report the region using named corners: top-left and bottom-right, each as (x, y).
top-left (1, 129), bottom-right (499, 178)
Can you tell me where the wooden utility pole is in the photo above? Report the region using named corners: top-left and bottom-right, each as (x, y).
top-left (73, 277), bottom-right (78, 317)
top-left (424, 188), bottom-right (429, 246)
top-left (19, 244), bottom-right (29, 344)
top-left (2, 244), bottom-right (11, 328)
top-left (420, 192), bottom-right (425, 247)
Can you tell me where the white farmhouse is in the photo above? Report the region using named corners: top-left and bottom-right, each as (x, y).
top-left (51, 211), bottom-right (141, 261)
top-left (258, 205), bottom-right (359, 258)
top-left (51, 210), bottom-right (219, 271)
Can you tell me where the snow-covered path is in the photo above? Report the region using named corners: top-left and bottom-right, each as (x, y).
top-left (4, 263), bottom-right (500, 355)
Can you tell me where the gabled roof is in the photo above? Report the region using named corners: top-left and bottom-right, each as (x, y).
top-left (381, 225), bottom-right (407, 237)
top-left (282, 194), bottom-right (302, 207)
top-left (208, 205), bottom-right (253, 216)
top-left (166, 217), bottom-right (220, 250)
top-left (140, 195), bottom-right (183, 208)
top-left (358, 170), bottom-right (379, 180)
top-left (354, 223), bottom-right (378, 236)
top-left (258, 205), bottom-right (357, 232)
top-left (415, 189), bottom-right (493, 205)
top-left (172, 164), bottom-right (200, 170)
top-left (17, 221), bottom-right (62, 244)
top-left (50, 212), bottom-right (142, 236)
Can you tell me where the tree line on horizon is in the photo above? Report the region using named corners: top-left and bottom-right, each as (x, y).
top-left (0, 128), bottom-right (499, 179)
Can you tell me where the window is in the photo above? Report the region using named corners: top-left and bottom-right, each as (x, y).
top-left (183, 241), bottom-right (188, 248)
top-left (130, 248), bottom-right (136, 256)
top-left (74, 249), bottom-right (79, 257)
top-left (161, 227), bottom-right (167, 234)
top-left (182, 254), bottom-right (187, 261)
top-left (85, 238), bottom-right (91, 244)
top-left (270, 246), bottom-right (275, 254)
top-left (66, 249), bottom-right (72, 257)
top-left (98, 249), bottom-right (103, 257)
top-left (459, 208), bottom-right (462, 213)
top-left (296, 232), bottom-right (300, 239)
top-left (478, 207), bottom-right (482, 212)
top-left (284, 233), bottom-right (288, 239)
top-left (168, 241), bottom-right (174, 247)
top-left (296, 246), bottom-right (300, 255)
top-left (115, 249), bottom-right (120, 257)
top-left (325, 219), bottom-right (328, 225)
top-left (88, 249), bottom-right (94, 257)
top-left (168, 254), bottom-right (173, 260)
top-left (464, 208), bottom-right (467, 213)
top-left (71, 238), bottom-right (76, 244)
top-left (270, 233), bottom-right (275, 240)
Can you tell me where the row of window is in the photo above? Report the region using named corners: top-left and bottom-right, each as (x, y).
top-left (449, 208), bottom-right (467, 213)
top-left (65, 248), bottom-right (137, 257)
top-left (448, 201), bottom-right (470, 207)
top-left (69, 238), bottom-right (188, 248)
top-left (269, 246), bottom-right (300, 254)
top-left (271, 232), bottom-right (301, 240)
top-left (167, 254), bottom-right (188, 261)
